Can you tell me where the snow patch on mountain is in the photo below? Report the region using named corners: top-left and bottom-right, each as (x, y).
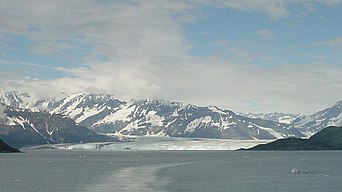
top-left (336, 112), bottom-right (342, 126)
top-left (75, 106), bottom-right (106, 123)
top-left (93, 104), bottom-right (134, 126)
top-left (51, 93), bottom-right (85, 114)
top-left (256, 126), bottom-right (284, 139)
top-left (119, 120), bottom-right (142, 133)
top-left (208, 106), bottom-right (226, 115)
top-left (185, 117), bottom-right (205, 133)
top-left (146, 111), bottom-right (165, 126)
top-left (7, 116), bottom-right (27, 129)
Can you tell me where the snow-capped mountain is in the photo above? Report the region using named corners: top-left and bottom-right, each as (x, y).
top-left (0, 103), bottom-right (116, 147)
top-left (291, 101), bottom-right (342, 136)
top-left (0, 91), bottom-right (56, 111)
top-left (39, 93), bottom-right (302, 140)
top-left (0, 91), bottom-right (36, 109)
top-left (238, 112), bottom-right (301, 124)
top-left (3, 91), bottom-right (341, 140)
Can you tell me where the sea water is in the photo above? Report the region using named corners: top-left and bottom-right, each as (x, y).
top-left (0, 150), bottom-right (341, 192)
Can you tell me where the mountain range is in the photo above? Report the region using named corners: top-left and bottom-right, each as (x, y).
top-left (1, 92), bottom-right (307, 140)
top-left (1, 91), bottom-right (341, 145)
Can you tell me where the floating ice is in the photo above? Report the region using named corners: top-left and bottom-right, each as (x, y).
top-left (291, 168), bottom-right (300, 174)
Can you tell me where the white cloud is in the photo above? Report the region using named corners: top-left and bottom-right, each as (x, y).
top-left (320, 0), bottom-right (342, 5)
top-left (198, 0), bottom-right (342, 19)
top-left (3, 55), bottom-right (342, 114)
top-left (310, 37), bottom-right (342, 47)
top-left (1, 0), bottom-right (342, 114)
top-left (212, 0), bottom-right (290, 19)
top-left (0, 0), bottom-right (192, 61)
top-left (0, 60), bottom-right (51, 69)
top-left (256, 29), bottom-right (273, 37)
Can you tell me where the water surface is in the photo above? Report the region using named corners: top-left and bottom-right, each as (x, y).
top-left (0, 150), bottom-right (341, 192)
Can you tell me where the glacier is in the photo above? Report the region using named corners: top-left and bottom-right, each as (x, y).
top-left (46, 136), bottom-right (270, 151)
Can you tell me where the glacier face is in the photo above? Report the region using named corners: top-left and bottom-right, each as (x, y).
top-left (52, 136), bottom-right (270, 151)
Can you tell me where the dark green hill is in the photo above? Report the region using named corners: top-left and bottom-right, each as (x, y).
top-left (243, 126), bottom-right (342, 150)
top-left (0, 139), bottom-right (21, 153)
top-left (309, 126), bottom-right (342, 149)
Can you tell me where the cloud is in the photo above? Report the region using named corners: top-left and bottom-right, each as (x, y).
top-left (199, 0), bottom-right (342, 19)
top-left (1, 0), bottom-right (342, 114)
top-left (256, 29), bottom-right (273, 37)
top-left (0, 60), bottom-right (51, 69)
top-left (305, 37), bottom-right (342, 56)
top-left (209, 0), bottom-right (290, 19)
top-left (3, 54), bottom-right (342, 114)
top-left (320, 0), bottom-right (342, 5)
top-left (1, 0), bottom-right (340, 60)
top-left (310, 37), bottom-right (342, 47)
top-left (0, 0), bottom-right (193, 67)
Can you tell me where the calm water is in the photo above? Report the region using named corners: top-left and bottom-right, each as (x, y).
top-left (0, 150), bottom-right (341, 192)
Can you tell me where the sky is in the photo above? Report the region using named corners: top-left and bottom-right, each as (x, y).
top-left (0, 0), bottom-right (341, 114)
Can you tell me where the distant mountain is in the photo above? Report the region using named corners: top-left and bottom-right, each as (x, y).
top-left (238, 112), bottom-right (301, 124)
top-left (0, 139), bottom-right (21, 153)
top-left (240, 101), bottom-right (342, 137)
top-left (0, 104), bottom-right (117, 147)
top-left (0, 91), bottom-right (44, 110)
top-left (244, 126), bottom-right (342, 150)
top-left (291, 101), bottom-right (342, 136)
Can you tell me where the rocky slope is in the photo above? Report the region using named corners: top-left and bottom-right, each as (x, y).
top-left (0, 104), bottom-right (117, 147)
